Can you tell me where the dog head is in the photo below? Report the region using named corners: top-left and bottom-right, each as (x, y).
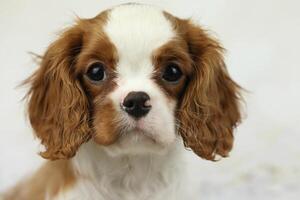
top-left (26, 4), bottom-right (241, 160)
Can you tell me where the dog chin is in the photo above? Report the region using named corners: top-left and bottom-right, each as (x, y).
top-left (101, 129), bottom-right (176, 157)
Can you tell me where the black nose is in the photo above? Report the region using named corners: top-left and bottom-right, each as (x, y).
top-left (122, 91), bottom-right (151, 118)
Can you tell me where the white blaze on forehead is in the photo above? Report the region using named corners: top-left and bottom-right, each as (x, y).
top-left (103, 4), bottom-right (175, 90)
top-left (102, 5), bottom-right (177, 149)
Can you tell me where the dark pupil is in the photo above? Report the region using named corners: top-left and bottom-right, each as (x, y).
top-left (162, 64), bottom-right (182, 82)
top-left (87, 63), bottom-right (105, 81)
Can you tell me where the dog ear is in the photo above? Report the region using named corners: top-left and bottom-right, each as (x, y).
top-left (178, 20), bottom-right (241, 161)
top-left (26, 23), bottom-right (91, 160)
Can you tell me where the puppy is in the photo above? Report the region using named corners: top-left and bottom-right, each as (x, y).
top-left (3, 3), bottom-right (241, 200)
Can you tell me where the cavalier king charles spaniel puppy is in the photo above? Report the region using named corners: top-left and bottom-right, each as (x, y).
top-left (3, 3), bottom-right (241, 200)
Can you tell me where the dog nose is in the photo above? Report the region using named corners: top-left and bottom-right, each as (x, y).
top-left (122, 91), bottom-right (151, 118)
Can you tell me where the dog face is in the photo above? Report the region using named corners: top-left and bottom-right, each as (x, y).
top-left (26, 4), bottom-right (241, 160)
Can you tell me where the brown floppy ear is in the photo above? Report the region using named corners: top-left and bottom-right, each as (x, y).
top-left (26, 24), bottom-right (91, 160)
top-left (178, 20), bottom-right (241, 161)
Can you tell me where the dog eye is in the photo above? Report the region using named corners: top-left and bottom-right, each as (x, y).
top-left (162, 63), bottom-right (182, 83)
top-left (86, 62), bottom-right (106, 82)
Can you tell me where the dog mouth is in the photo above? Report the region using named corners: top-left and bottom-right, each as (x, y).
top-left (120, 127), bottom-right (158, 144)
top-left (112, 116), bottom-right (169, 148)
top-left (116, 117), bottom-right (156, 141)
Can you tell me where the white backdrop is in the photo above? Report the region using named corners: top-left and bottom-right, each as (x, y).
top-left (0, 0), bottom-right (299, 199)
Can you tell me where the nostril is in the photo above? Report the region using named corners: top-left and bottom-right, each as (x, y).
top-left (123, 99), bottom-right (135, 110)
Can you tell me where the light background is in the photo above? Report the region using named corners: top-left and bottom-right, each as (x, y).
top-left (0, 0), bottom-right (299, 199)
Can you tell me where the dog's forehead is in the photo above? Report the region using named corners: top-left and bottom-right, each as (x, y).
top-left (103, 5), bottom-right (175, 73)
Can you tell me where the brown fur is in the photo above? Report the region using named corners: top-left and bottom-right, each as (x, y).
top-left (152, 39), bottom-right (192, 99)
top-left (3, 160), bottom-right (75, 200)
top-left (25, 24), bottom-right (92, 160)
top-left (93, 100), bottom-right (121, 145)
top-left (24, 11), bottom-right (118, 160)
top-left (165, 13), bottom-right (241, 160)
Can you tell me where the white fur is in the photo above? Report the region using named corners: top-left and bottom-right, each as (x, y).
top-left (55, 5), bottom-right (187, 200)
top-left (105, 4), bottom-right (177, 155)
top-left (54, 140), bottom-right (186, 200)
